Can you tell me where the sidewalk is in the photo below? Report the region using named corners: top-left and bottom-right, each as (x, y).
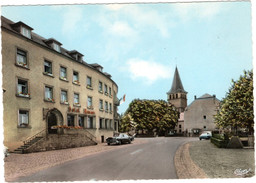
top-left (4, 139), bottom-right (147, 182)
top-left (175, 140), bottom-right (255, 179)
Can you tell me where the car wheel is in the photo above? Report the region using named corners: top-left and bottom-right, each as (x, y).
top-left (199, 138), bottom-right (202, 140)
top-left (128, 140), bottom-right (131, 144)
top-left (107, 143), bottom-right (110, 145)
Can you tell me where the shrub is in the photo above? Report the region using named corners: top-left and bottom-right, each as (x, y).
top-left (211, 136), bottom-right (229, 148)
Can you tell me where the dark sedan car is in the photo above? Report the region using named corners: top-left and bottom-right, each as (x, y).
top-left (106, 133), bottom-right (134, 145)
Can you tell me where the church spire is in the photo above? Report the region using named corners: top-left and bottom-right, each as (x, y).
top-left (167, 66), bottom-right (186, 94)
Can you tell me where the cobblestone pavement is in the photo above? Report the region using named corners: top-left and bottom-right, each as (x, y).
top-left (175, 139), bottom-right (255, 180)
top-left (4, 139), bottom-right (148, 182)
top-left (174, 142), bottom-right (208, 179)
top-left (189, 140), bottom-right (255, 178)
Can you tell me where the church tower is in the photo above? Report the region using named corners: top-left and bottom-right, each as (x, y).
top-left (167, 67), bottom-right (187, 112)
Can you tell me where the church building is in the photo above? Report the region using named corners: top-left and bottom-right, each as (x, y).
top-left (167, 67), bottom-right (187, 134)
top-left (167, 67), bottom-right (220, 135)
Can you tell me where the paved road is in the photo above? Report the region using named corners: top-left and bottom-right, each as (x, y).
top-left (15, 137), bottom-right (197, 181)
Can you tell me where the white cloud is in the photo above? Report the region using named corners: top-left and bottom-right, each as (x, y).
top-left (122, 5), bottom-right (174, 38)
top-left (127, 58), bottom-right (172, 84)
top-left (109, 21), bottom-right (136, 37)
top-left (61, 6), bottom-right (83, 34)
top-left (173, 3), bottom-right (223, 21)
top-left (102, 4), bottom-right (174, 38)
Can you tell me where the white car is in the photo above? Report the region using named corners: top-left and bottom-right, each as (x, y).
top-left (199, 132), bottom-right (212, 140)
top-left (4, 146), bottom-right (10, 157)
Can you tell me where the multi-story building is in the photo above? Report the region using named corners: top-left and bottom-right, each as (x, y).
top-left (1, 16), bottom-right (120, 152)
top-left (184, 94), bottom-right (220, 136)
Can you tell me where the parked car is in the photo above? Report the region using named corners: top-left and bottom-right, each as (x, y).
top-left (4, 146), bottom-right (10, 157)
top-left (199, 132), bottom-right (212, 140)
top-left (106, 133), bottom-right (134, 145)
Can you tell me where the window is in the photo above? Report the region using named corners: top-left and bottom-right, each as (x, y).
top-left (45, 86), bottom-right (54, 102)
top-left (21, 27), bottom-right (31, 39)
top-left (44, 60), bottom-right (52, 75)
top-left (99, 118), bottom-right (103, 129)
top-left (74, 93), bottom-right (80, 106)
top-left (204, 126), bottom-right (206, 129)
top-left (78, 116), bottom-right (85, 127)
top-left (87, 96), bottom-right (93, 109)
top-left (17, 79), bottom-right (29, 97)
top-left (67, 115), bottom-right (75, 126)
top-left (98, 81), bottom-right (103, 93)
top-left (16, 49), bottom-right (27, 67)
top-left (109, 87), bottom-right (112, 97)
top-left (203, 115), bottom-right (206, 119)
top-left (114, 121), bottom-right (117, 131)
top-left (18, 110), bottom-right (29, 127)
top-left (53, 42), bottom-right (61, 52)
top-left (61, 90), bottom-right (68, 104)
top-left (73, 71), bottom-right (79, 85)
top-left (87, 76), bottom-right (92, 89)
top-left (87, 117), bottom-right (93, 129)
top-left (99, 99), bottom-right (103, 110)
top-left (109, 103), bottom-right (112, 113)
top-left (109, 120), bottom-right (112, 130)
top-left (104, 84), bottom-right (108, 95)
top-left (105, 101), bottom-right (108, 112)
top-left (60, 66), bottom-right (67, 80)
top-left (179, 125), bottom-right (181, 128)
top-left (105, 119), bottom-right (108, 129)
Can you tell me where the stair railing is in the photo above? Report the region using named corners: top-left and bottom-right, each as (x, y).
top-left (84, 129), bottom-right (97, 143)
top-left (23, 128), bottom-right (47, 145)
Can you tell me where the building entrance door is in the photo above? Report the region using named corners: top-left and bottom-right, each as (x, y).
top-left (48, 112), bottom-right (57, 134)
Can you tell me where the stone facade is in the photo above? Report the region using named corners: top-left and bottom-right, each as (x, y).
top-left (25, 133), bottom-right (97, 153)
top-left (184, 94), bottom-right (220, 135)
top-left (2, 16), bottom-right (120, 151)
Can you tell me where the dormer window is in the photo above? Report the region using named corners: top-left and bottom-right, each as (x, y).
top-left (11, 21), bottom-right (33, 39)
top-left (21, 26), bottom-right (31, 39)
top-left (21, 27), bottom-right (30, 38)
top-left (44, 38), bottom-right (62, 53)
top-left (90, 63), bottom-right (103, 72)
top-left (53, 42), bottom-right (61, 52)
top-left (68, 50), bottom-right (83, 62)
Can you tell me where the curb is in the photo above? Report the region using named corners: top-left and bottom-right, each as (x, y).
top-left (174, 142), bottom-right (208, 179)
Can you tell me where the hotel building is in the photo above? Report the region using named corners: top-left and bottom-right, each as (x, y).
top-left (1, 16), bottom-right (120, 152)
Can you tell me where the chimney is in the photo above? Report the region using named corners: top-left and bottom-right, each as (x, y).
top-left (194, 95), bottom-right (197, 100)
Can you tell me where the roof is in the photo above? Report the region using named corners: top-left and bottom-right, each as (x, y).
top-left (167, 67), bottom-right (187, 94)
top-left (90, 63), bottom-right (103, 68)
top-left (186, 93), bottom-right (220, 109)
top-left (199, 94), bottom-right (213, 99)
top-left (1, 16), bottom-right (117, 87)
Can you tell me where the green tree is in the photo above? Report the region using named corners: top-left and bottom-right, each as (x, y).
top-left (120, 99), bottom-right (179, 135)
top-left (214, 70), bottom-right (254, 134)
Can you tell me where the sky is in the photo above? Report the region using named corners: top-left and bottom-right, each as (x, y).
top-left (1, 1), bottom-right (253, 114)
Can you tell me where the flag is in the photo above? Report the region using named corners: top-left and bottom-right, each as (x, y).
top-left (120, 94), bottom-right (126, 105)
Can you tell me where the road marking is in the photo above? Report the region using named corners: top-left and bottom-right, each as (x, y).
top-left (130, 149), bottom-right (143, 155)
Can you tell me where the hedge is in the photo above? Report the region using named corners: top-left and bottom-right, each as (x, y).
top-left (211, 137), bottom-right (229, 148)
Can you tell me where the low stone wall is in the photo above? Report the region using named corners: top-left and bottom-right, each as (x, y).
top-left (25, 134), bottom-right (97, 153)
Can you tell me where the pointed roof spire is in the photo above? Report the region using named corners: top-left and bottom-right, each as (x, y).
top-left (167, 66), bottom-right (187, 94)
